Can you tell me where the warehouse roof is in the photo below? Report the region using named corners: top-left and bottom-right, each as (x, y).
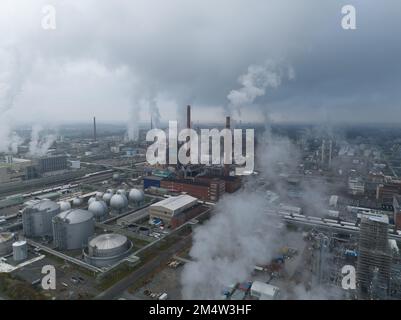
top-left (150, 195), bottom-right (197, 212)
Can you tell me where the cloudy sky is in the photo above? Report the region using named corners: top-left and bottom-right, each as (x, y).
top-left (1, 0), bottom-right (401, 128)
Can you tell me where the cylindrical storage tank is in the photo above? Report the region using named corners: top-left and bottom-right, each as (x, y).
top-left (52, 209), bottom-right (94, 250)
top-left (88, 200), bottom-right (108, 221)
top-left (58, 201), bottom-right (71, 212)
top-left (0, 232), bottom-right (15, 256)
top-left (102, 192), bottom-right (113, 205)
top-left (22, 200), bottom-right (60, 237)
top-left (12, 241), bottom-right (28, 261)
top-left (128, 189), bottom-right (144, 204)
top-left (72, 197), bottom-right (83, 207)
top-left (84, 233), bottom-right (133, 267)
top-left (110, 194), bottom-right (128, 212)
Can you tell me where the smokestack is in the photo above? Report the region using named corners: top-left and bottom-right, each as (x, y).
top-left (224, 116), bottom-right (231, 176)
top-left (93, 117), bottom-right (97, 141)
top-left (187, 105), bottom-right (191, 129)
top-left (151, 115), bottom-right (153, 130)
top-left (225, 116), bottom-right (231, 129)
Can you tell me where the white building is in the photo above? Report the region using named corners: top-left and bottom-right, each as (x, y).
top-left (250, 281), bottom-right (280, 300)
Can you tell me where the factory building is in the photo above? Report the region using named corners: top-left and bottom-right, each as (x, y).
top-left (149, 195), bottom-right (199, 229)
top-left (357, 215), bottom-right (392, 299)
top-left (160, 178), bottom-right (225, 201)
top-left (143, 176), bottom-right (164, 189)
top-left (378, 182), bottom-right (401, 205)
top-left (52, 209), bottom-right (94, 250)
top-left (250, 281), bottom-right (280, 300)
top-left (83, 233), bottom-right (133, 267)
top-left (22, 200), bottom-right (61, 237)
top-left (37, 155), bottom-right (68, 174)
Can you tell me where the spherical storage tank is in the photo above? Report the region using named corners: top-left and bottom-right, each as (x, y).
top-left (0, 232), bottom-right (15, 256)
top-left (102, 191), bottom-right (114, 205)
top-left (129, 189), bottom-right (144, 204)
top-left (110, 194), bottom-right (128, 212)
top-left (88, 200), bottom-right (108, 221)
top-left (84, 233), bottom-right (132, 267)
top-left (52, 209), bottom-right (94, 250)
top-left (58, 201), bottom-right (71, 212)
top-left (88, 196), bottom-right (97, 205)
top-left (72, 197), bottom-right (83, 207)
top-left (22, 200), bottom-right (60, 237)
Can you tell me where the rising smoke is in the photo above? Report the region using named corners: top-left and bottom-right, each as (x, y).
top-left (227, 60), bottom-right (295, 117)
top-left (0, 47), bottom-right (24, 153)
top-left (28, 124), bottom-right (56, 157)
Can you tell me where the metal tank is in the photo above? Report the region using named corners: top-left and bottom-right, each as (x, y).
top-left (72, 197), bottom-right (83, 207)
top-left (88, 200), bottom-right (108, 221)
top-left (58, 201), bottom-right (72, 212)
top-left (22, 200), bottom-right (60, 237)
top-left (102, 191), bottom-right (114, 205)
top-left (83, 233), bottom-right (132, 267)
top-left (88, 196), bottom-right (97, 205)
top-left (0, 232), bottom-right (15, 256)
top-left (110, 194), bottom-right (128, 213)
top-left (128, 189), bottom-right (144, 204)
top-left (13, 240), bottom-right (28, 261)
top-left (52, 209), bottom-right (94, 250)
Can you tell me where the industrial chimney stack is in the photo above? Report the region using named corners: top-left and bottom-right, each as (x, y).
top-left (224, 116), bottom-right (231, 176)
top-left (93, 117), bottom-right (97, 141)
top-left (187, 105), bottom-right (191, 129)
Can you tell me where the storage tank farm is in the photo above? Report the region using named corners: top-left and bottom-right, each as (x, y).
top-left (52, 209), bottom-right (95, 250)
top-left (110, 190), bottom-right (128, 214)
top-left (84, 233), bottom-right (133, 267)
top-left (88, 199), bottom-right (108, 221)
top-left (22, 200), bottom-right (61, 237)
top-left (0, 232), bottom-right (16, 256)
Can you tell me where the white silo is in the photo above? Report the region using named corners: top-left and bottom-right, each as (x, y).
top-left (0, 232), bottom-right (15, 256)
top-left (128, 189), bottom-right (144, 205)
top-left (13, 241), bottom-right (28, 261)
top-left (52, 209), bottom-right (94, 250)
top-left (88, 200), bottom-right (108, 221)
top-left (22, 200), bottom-right (60, 237)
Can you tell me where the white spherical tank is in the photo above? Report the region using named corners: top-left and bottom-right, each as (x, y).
top-left (95, 191), bottom-right (104, 199)
top-left (117, 189), bottom-right (127, 197)
top-left (110, 194), bottom-right (128, 211)
top-left (88, 200), bottom-right (108, 221)
top-left (72, 197), bottom-right (83, 207)
top-left (0, 232), bottom-right (15, 256)
top-left (88, 197), bottom-right (97, 205)
top-left (58, 201), bottom-right (71, 212)
top-left (102, 192), bottom-right (113, 205)
top-left (129, 189), bottom-right (144, 203)
top-left (52, 209), bottom-right (95, 250)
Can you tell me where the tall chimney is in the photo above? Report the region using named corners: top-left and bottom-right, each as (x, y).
top-left (93, 117), bottom-right (97, 141)
top-left (187, 105), bottom-right (191, 129)
top-left (224, 116), bottom-right (231, 176)
top-left (225, 116), bottom-right (231, 129)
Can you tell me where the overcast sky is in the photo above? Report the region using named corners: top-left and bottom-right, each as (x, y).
top-left (1, 0), bottom-right (401, 128)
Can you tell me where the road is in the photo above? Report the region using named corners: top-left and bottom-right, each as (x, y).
top-left (95, 234), bottom-right (192, 300)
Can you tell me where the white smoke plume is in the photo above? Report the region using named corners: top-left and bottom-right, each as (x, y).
top-left (227, 60), bottom-right (295, 117)
top-left (28, 125), bottom-right (56, 157)
top-left (0, 47), bottom-right (24, 153)
top-left (181, 187), bottom-right (283, 299)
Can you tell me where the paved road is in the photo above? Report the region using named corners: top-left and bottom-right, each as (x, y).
top-left (95, 234), bottom-right (192, 300)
